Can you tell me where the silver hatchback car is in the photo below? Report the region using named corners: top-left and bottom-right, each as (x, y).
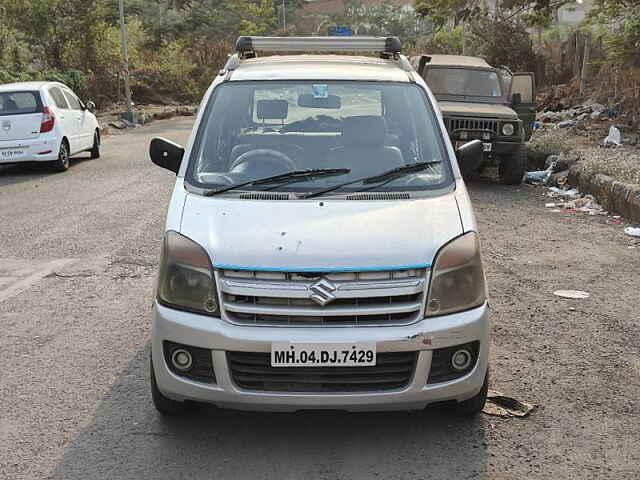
top-left (149, 36), bottom-right (490, 415)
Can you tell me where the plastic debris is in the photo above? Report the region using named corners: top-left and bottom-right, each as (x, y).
top-left (557, 120), bottom-right (577, 128)
top-left (604, 126), bottom-right (622, 147)
top-left (524, 161), bottom-right (556, 185)
top-left (624, 227), bottom-right (640, 238)
top-left (548, 187), bottom-right (580, 198)
top-left (482, 390), bottom-right (535, 418)
top-left (554, 290), bottom-right (590, 299)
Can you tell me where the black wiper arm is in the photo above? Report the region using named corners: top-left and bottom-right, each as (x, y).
top-left (299, 161), bottom-right (439, 200)
top-left (202, 168), bottom-right (351, 196)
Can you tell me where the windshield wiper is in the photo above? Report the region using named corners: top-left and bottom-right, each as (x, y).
top-left (201, 168), bottom-right (351, 196)
top-left (299, 161), bottom-right (440, 199)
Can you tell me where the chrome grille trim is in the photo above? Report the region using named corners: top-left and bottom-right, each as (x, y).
top-left (215, 268), bottom-right (429, 327)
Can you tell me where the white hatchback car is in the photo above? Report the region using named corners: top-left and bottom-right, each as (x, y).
top-left (149, 37), bottom-right (490, 416)
top-left (0, 81), bottom-right (100, 171)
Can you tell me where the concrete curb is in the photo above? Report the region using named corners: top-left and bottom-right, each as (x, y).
top-left (568, 162), bottom-right (640, 222)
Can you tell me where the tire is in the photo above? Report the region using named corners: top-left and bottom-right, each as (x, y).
top-left (150, 354), bottom-right (190, 416)
top-left (89, 131), bottom-right (100, 159)
top-left (51, 140), bottom-right (70, 172)
top-left (451, 369), bottom-right (489, 416)
top-left (498, 144), bottom-right (527, 185)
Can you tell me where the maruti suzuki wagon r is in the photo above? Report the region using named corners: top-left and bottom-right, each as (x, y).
top-left (148, 36), bottom-right (490, 416)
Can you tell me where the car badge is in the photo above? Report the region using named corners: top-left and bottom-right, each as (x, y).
top-left (309, 277), bottom-right (337, 306)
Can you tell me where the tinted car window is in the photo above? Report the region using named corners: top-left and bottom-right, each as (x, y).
top-left (188, 81), bottom-right (451, 193)
top-left (63, 90), bottom-right (82, 110)
top-left (0, 91), bottom-right (42, 116)
top-left (49, 87), bottom-right (69, 109)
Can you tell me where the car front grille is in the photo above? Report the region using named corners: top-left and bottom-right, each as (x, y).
top-left (216, 268), bottom-right (428, 327)
top-left (227, 351), bottom-right (417, 392)
top-left (445, 117), bottom-right (499, 136)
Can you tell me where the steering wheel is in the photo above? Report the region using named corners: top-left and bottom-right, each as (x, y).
top-left (228, 149), bottom-right (296, 174)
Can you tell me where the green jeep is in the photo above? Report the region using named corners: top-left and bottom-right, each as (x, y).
top-left (411, 55), bottom-right (536, 184)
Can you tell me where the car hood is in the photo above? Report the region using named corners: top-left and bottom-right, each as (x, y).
top-left (439, 101), bottom-right (517, 120)
top-left (179, 193), bottom-right (463, 271)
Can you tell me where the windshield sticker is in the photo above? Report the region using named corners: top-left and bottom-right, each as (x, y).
top-left (312, 84), bottom-right (329, 99)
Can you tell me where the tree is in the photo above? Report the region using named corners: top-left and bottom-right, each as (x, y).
top-left (413, 0), bottom-right (572, 29)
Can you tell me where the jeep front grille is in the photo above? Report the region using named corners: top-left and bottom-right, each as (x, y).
top-left (216, 268), bottom-right (428, 327)
top-left (445, 117), bottom-right (499, 135)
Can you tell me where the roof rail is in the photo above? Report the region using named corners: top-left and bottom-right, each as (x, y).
top-left (235, 36), bottom-right (402, 58)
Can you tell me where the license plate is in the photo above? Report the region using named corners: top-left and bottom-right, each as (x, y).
top-left (0, 149), bottom-right (25, 159)
top-left (271, 342), bottom-right (376, 367)
top-left (483, 143), bottom-right (492, 152)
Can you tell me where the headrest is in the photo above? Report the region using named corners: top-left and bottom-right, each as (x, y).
top-left (341, 116), bottom-right (386, 146)
top-left (256, 99), bottom-right (288, 120)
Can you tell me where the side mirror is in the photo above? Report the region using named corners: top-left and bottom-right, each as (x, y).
top-left (512, 93), bottom-right (522, 106)
top-left (455, 140), bottom-right (483, 175)
top-left (150, 137), bottom-right (184, 174)
top-left (85, 101), bottom-right (96, 113)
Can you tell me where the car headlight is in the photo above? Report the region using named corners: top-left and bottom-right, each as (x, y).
top-left (425, 232), bottom-right (487, 317)
top-left (502, 123), bottom-right (515, 136)
top-left (157, 231), bottom-right (219, 315)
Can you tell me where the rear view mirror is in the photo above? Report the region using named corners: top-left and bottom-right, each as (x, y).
top-left (150, 137), bottom-right (184, 174)
top-left (85, 101), bottom-right (96, 113)
top-left (455, 140), bottom-right (483, 175)
top-left (298, 94), bottom-right (341, 109)
top-left (512, 93), bottom-right (522, 106)
top-left (256, 99), bottom-right (288, 120)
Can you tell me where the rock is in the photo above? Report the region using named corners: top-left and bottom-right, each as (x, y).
top-left (545, 151), bottom-right (580, 172)
top-left (549, 169), bottom-right (569, 187)
top-left (527, 150), bottom-right (549, 171)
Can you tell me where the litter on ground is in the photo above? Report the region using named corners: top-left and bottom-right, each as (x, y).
top-left (554, 290), bottom-right (590, 299)
top-left (603, 126), bottom-right (622, 147)
top-left (624, 227), bottom-right (640, 238)
top-left (482, 390), bottom-right (536, 418)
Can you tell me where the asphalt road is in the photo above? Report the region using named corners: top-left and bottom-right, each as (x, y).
top-left (1, 118), bottom-right (638, 480)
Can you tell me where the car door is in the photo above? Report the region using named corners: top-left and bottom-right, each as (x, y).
top-left (47, 86), bottom-right (75, 140)
top-left (62, 89), bottom-right (92, 152)
top-left (510, 73), bottom-right (536, 141)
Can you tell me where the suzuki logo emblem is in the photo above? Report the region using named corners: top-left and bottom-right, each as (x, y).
top-left (1, 120), bottom-right (10, 132)
top-left (309, 277), bottom-right (337, 306)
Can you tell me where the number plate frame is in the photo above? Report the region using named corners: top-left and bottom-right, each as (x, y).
top-left (271, 342), bottom-right (377, 367)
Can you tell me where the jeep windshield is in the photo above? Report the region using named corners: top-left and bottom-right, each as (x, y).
top-left (425, 68), bottom-right (502, 98)
top-left (186, 81), bottom-right (452, 194)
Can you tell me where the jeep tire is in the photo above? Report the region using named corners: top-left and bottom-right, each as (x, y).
top-left (498, 144), bottom-right (527, 185)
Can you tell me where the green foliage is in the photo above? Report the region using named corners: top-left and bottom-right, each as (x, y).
top-left (414, 27), bottom-right (463, 54)
top-left (588, 1), bottom-right (640, 66)
top-left (327, 0), bottom-right (427, 40)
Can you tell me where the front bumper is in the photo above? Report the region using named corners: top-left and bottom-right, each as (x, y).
top-left (486, 141), bottom-right (520, 157)
top-left (151, 301), bottom-right (490, 412)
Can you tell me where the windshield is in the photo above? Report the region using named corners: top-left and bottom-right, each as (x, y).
top-left (425, 68), bottom-right (502, 97)
top-left (186, 81), bottom-right (452, 193)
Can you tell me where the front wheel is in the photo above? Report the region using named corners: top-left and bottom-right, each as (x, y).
top-left (498, 145), bottom-right (527, 185)
top-left (89, 131), bottom-right (100, 159)
top-left (451, 369), bottom-right (489, 416)
top-left (150, 354), bottom-right (191, 416)
top-left (51, 141), bottom-right (70, 172)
